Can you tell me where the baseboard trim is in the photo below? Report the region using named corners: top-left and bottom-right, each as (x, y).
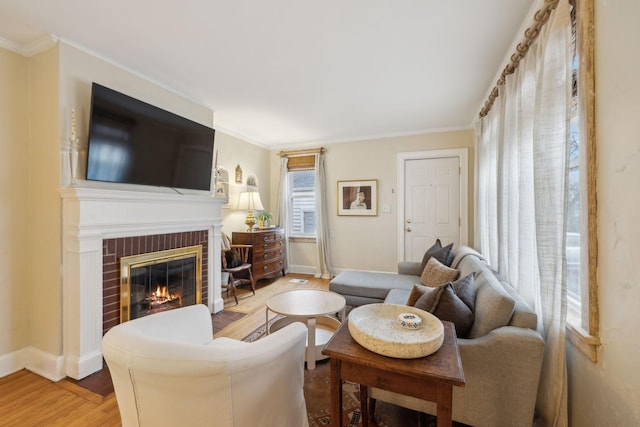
top-left (287, 265), bottom-right (317, 275)
top-left (0, 348), bottom-right (27, 378)
top-left (64, 350), bottom-right (103, 381)
top-left (24, 346), bottom-right (65, 382)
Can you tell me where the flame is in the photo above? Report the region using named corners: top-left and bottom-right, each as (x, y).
top-left (149, 285), bottom-right (179, 306)
top-left (156, 285), bottom-right (167, 298)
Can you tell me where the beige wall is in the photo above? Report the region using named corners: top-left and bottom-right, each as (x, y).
top-left (214, 132), bottom-right (271, 234)
top-left (0, 41), bottom-right (219, 378)
top-left (567, 2), bottom-right (640, 425)
top-left (0, 48), bottom-right (30, 356)
top-left (27, 47), bottom-right (61, 357)
top-left (270, 130), bottom-right (474, 273)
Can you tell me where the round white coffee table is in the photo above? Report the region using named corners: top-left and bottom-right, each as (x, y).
top-left (266, 289), bottom-right (346, 369)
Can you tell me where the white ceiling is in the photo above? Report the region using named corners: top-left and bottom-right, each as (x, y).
top-left (0, 0), bottom-right (532, 148)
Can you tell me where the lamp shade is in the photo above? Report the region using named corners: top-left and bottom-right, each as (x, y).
top-left (236, 191), bottom-right (264, 211)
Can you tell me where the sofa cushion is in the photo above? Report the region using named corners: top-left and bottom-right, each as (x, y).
top-left (419, 239), bottom-right (454, 272)
top-left (384, 288), bottom-right (413, 305)
top-left (491, 268), bottom-right (539, 330)
top-left (329, 271), bottom-right (418, 301)
top-left (467, 263), bottom-right (516, 339)
top-left (414, 273), bottom-right (476, 337)
top-left (420, 257), bottom-right (460, 287)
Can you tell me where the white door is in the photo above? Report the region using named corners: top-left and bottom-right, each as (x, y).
top-left (403, 157), bottom-right (461, 262)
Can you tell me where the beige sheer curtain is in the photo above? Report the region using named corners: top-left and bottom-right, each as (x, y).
top-left (314, 152), bottom-right (332, 278)
top-left (275, 156), bottom-right (290, 272)
top-left (475, 1), bottom-right (571, 426)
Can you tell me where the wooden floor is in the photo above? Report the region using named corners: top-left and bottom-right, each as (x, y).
top-left (0, 274), bottom-right (330, 427)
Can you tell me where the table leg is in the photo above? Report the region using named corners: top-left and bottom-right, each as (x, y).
top-left (307, 317), bottom-right (316, 369)
top-left (436, 382), bottom-right (453, 427)
top-left (329, 358), bottom-right (342, 427)
top-left (265, 308), bottom-right (270, 335)
top-left (360, 384), bottom-right (369, 427)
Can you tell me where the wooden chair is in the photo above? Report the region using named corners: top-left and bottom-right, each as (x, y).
top-left (221, 233), bottom-right (255, 305)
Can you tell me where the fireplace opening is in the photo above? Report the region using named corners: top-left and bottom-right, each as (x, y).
top-left (120, 245), bottom-right (202, 322)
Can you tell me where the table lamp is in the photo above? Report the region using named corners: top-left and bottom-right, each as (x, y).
top-left (236, 191), bottom-right (264, 231)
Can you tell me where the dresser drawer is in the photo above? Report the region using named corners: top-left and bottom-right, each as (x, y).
top-left (257, 259), bottom-right (285, 276)
top-left (254, 248), bottom-right (285, 264)
top-left (253, 239), bottom-right (284, 255)
top-left (252, 231), bottom-right (283, 245)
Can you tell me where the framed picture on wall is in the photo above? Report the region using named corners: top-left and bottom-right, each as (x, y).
top-left (246, 173), bottom-right (258, 191)
top-left (337, 179), bottom-right (377, 216)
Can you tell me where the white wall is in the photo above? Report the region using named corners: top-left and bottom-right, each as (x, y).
top-left (270, 130), bottom-right (474, 274)
top-left (567, 2), bottom-right (640, 425)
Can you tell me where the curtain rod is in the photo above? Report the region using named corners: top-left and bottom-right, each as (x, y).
top-left (478, 0), bottom-right (560, 118)
top-left (278, 147), bottom-right (326, 157)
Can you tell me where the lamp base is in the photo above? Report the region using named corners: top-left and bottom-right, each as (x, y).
top-left (244, 211), bottom-right (256, 232)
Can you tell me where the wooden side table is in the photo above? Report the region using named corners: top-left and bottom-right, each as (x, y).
top-left (322, 320), bottom-right (464, 427)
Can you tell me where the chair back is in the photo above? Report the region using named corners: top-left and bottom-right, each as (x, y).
top-left (102, 305), bottom-right (309, 427)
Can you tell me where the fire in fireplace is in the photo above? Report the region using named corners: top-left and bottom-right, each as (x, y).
top-left (120, 245), bottom-right (203, 322)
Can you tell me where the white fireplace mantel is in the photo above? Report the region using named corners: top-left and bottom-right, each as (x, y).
top-left (59, 187), bottom-right (224, 379)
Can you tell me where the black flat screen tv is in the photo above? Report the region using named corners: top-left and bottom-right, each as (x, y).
top-left (86, 83), bottom-right (215, 191)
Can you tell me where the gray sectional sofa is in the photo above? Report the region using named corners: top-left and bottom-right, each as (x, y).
top-left (329, 245), bottom-right (545, 427)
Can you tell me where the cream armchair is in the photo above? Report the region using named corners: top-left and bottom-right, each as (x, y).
top-left (102, 304), bottom-right (309, 427)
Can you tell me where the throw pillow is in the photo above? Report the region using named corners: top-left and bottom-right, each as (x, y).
top-left (419, 239), bottom-right (455, 272)
top-left (224, 250), bottom-right (242, 268)
top-left (420, 257), bottom-right (460, 287)
top-left (414, 273), bottom-right (477, 337)
top-left (451, 272), bottom-right (476, 313)
top-left (406, 284), bottom-right (433, 306)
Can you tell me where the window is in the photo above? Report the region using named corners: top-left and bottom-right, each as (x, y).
top-left (566, 0), bottom-right (599, 362)
top-left (566, 23), bottom-right (582, 319)
top-left (286, 156), bottom-right (317, 237)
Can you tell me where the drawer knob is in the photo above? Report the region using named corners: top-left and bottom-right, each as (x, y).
top-left (263, 266), bottom-right (268, 271)
top-left (263, 254), bottom-right (268, 259)
top-left (264, 236), bottom-right (268, 241)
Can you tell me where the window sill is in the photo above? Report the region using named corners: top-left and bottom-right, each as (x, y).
top-left (566, 322), bottom-right (600, 362)
top-left (288, 236), bottom-right (317, 243)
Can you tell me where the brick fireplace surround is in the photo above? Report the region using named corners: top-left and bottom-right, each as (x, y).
top-left (60, 187), bottom-right (224, 380)
top-left (102, 231), bottom-right (209, 335)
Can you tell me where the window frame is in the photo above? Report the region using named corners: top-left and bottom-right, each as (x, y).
top-left (566, 0), bottom-right (600, 362)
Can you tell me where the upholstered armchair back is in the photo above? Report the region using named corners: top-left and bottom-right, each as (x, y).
top-left (102, 304), bottom-right (309, 427)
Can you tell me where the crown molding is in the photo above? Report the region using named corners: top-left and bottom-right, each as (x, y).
top-left (0, 34), bottom-right (58, 57)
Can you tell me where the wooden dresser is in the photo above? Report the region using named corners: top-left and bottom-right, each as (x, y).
top-left (232, 228), bottom-right (286, 282)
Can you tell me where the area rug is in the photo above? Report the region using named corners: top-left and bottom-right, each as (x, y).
top-left (304, 359), bottom-right (425, 427)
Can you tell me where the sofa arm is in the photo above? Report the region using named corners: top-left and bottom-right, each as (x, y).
top-left (398, 261), bottom-right (422, 276)
top-left (454, 326), bottom-right (544, 427)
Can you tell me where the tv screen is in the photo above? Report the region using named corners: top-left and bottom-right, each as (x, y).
top-left (86, 83), bottom-right (215, 191)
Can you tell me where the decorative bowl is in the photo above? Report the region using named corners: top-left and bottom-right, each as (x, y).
top-left (348, 303), bottom-right (444, 359)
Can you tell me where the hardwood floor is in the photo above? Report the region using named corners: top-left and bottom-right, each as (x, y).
top-left (0, 274), bottom-right (330, 427)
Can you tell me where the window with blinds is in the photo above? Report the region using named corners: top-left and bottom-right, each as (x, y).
top-left (287, 155), bottom-right (316, 236)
